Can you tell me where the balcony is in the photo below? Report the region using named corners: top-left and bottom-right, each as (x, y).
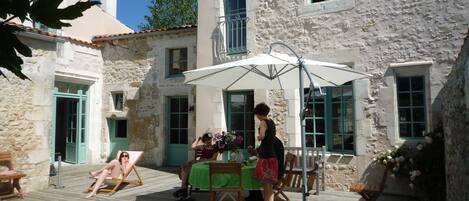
top-left (218, 12), bottom-right (248, 55)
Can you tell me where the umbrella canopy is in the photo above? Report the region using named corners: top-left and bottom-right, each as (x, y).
top-left (184, 43), bottom-right (370, 201)
top-left (184, 52), bottom-right (370, 90)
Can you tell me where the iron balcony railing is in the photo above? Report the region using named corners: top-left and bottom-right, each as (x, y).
top-left (218, 12), bottom-right (248, 55)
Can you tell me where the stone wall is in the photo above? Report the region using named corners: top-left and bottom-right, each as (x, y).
top-left (0, 37), bottom-right (56, 192)
top-left (247, 0), bottom-right (469, 192)
top-left (101, 30), bottom-right (197, 166)
top-left (441, 31), bottom-right (469, 201)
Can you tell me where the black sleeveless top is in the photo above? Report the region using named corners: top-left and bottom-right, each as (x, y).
top-left (258, 119), bottom-right (276, 158)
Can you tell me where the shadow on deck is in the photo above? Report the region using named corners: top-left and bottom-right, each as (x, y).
top-left (8, 164), bottom-right (364, 201)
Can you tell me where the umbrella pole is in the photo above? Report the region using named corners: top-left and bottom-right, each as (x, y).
top-left (299, 61), bottom-right (310, 201)
top-left (269, 42), bottom-right (310, 201)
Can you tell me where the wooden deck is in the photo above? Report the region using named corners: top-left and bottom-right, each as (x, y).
top-left (6, 164), bottom-right (364, 201)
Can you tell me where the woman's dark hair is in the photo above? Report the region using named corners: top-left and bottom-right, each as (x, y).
top-left (254, 102), bottom-right (270, 116)
top-left (118, 151), bottom-right (129, 163)
top-left (202, 132), bottom-right (213, 142)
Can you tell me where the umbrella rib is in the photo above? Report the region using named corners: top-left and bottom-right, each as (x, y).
top-left (276, 64), bottom-right (299, 77)
top-left (246, 65), bottom-right (270, 79)
top-left (185, 66), bottom-right (238, 84)
top-left (274, 65), bottom-right (284, 90)
top-left (225, 65), bottom-right (260, 90)
top-left (273, 64), bottom-right (291, 77)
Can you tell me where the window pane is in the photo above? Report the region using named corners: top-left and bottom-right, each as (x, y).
top-left (398, 93), bottom-right (411, 106)
top-left (306, 135), bottom-right (314, 147)
top-left (180, 98), bottom-right (188, 112)
top-left (180, 114), bottom-right (188, 128)
top-left (332, 134), bottom-right (342, 150)
top-left (332, 103), bottom-right (341, 117)
top-left (230, 113), bottom-right (244, 129)
top-left (332, 119), bottom-right (340, 133)
top-left (245, 115), bottom-right (254, 130)
top-left (316, 135), bottom-right (325, 147)
top-left (230, 94), bottom-right (245, 112)
top-left (412, 108), bottom-right (425, 122)
top-left (180, 129), bottom-right (188, 144)
top-left (398, 108), bottom-right (411, 122)
top-left (314, 103), bottom-right (324, 117)
top-left (170, 130), bottom-right (179, 144)
top-left (412, 92), bottom-right (425, 106)
top-left (116, 120), bottom-right (127, 138)
top-left (399, 123), bottom-right (412, 137)
top-left (411, 77), bottom-right (424, 91)
top-left (170, 114), bottom-right (179, 128)
top-left (113, 93), bottom-right (123, 111)
top-left (305, 119), bottom-right (314, 132)
top-left (304, 103), bottom-right (314, 117)
top-left (331, 88), bottom-right (341, 102)
top-left (170, 98), bottom-right (179, 112)
top-left (246, 94), bottom-right (254, 112)
top-left (397, 77), bottom-right (410, 91)
top-left (316, 119), bottom-right (325, 133)
top-left (344, 135), bottom-right (354, 150)
top-left (235, 132), bottom-right (245, 148)
top-left (413, 123), bottom-right (425, 137)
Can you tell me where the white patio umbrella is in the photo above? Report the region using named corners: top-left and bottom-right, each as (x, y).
top-left (184, 42), bottom-right (370, 201)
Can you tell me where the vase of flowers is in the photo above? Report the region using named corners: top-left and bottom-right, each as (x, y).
top-left (213, 131), bottom-right (244, 162)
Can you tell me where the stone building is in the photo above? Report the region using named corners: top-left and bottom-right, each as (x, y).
top-left (196, 0), bottom-right (469, 193)
top-left (0, 0), bottom-right (131, 191)
top-left (441, 30), bottom-right (469, 201)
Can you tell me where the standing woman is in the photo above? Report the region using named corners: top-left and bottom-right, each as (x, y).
top-left (254, 103), bottom-right (278, 201)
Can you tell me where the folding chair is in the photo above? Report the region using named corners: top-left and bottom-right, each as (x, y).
top-left (209, 162), bottom-right (243, 201)
top-left (275, 152), bottom-right (297, 201)
top-left (0, 152), bottom-right (26, 200)
top-left (86, 151), bottom-right (144, 195)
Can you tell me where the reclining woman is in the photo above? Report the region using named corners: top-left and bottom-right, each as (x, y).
top-left (86, 151), bottom-right (132, 198)
top-left (173, 132), bottom-right (218, 198)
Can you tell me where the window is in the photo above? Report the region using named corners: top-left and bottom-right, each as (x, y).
top-left (226, 91), bottom-right (255, 149)
top-left (112, 92), bottom-right (124, 111)
top-left (304, 82), bottom-right (354, 153)
top-left (168, 48), bottom-right (188, 76)
top-left (224, 0), bottom-right (247, 54)
top-left (397, 76), bottom-right (426, 138)
top-left (115, 120), bottom-right (127, 138)
top-left (169, 97), bottom-right (189, 144)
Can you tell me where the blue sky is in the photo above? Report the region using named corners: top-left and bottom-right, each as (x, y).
top-left (117, 0), bottom-right (152, 31)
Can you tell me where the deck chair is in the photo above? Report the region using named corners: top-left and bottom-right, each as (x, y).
top-left (349, 165), bottom-right (391, 201)
top-left (209, 162), bottom-right (243, 201)
top-left (0, 152), bottom-right (26, 200)
top-left (274, 152), bottom-right (297, 201)
top-left (86, 151), bottom-right (143, 195)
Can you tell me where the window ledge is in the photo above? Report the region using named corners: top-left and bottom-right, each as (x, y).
top-left (298, 0), bottom-right (356, 16)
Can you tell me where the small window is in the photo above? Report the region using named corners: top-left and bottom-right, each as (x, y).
top-left (112, 92), bottom-right (124, 111)
top-left (397, 76), bottom-right (426, 138)
top-left (310, 0), bottom-right (326, 3)
top-left (115, 120), bottom-right (127, 138)
top-left (168, 48), bottom-right (188, 76)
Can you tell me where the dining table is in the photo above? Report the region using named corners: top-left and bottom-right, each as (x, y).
top-left (188, 160), bottom-right (262, 190)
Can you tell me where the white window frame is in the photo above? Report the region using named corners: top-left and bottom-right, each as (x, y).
top-left (387, 61), bottom-right (433, 144)
top-left (298, 0), bottom-right (356, 16)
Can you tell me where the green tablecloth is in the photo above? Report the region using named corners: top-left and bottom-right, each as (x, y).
top-left (188, 160), bottom-right (262, 190)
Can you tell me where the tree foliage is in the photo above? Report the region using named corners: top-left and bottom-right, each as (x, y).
top-left (0, 0), bottom-right (99, 80)
top-left (139, 0), bottom-right (197, 30)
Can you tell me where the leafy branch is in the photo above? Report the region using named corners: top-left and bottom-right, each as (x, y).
top-left (0, 0), bottom-right (99, 79)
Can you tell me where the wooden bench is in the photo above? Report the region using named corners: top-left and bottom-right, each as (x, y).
top-left (0, 152), bottom-right (26, 200)
top-left (349, 165), bottom-right (391, 201)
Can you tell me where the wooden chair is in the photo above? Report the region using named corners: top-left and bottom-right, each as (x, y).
top-left (0, 152), bottom-right (26, 200)
top-left (349, 165), bottom-right (391, 201)
top-left (209, 162), bottom-right (243, 201)
top-left (86, 151), bottom-right (144, 195)
top-left (274, 152), bottom-right (297, 201)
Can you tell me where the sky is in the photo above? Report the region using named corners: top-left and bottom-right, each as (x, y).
top-left (117, 0), bottom-right (152, 31)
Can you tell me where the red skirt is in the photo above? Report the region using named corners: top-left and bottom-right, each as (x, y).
top-left (255, 158), bottom-right (278, 184)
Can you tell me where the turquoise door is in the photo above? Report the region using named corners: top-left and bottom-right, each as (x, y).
top-left (109, 119), bottom-right (129, 160)
top-left (165, 96), bottom-right (189, 166)
top-left (52, 82), bottom-right (88, 164)
top-left (225, 91), bottom-right (254, 157)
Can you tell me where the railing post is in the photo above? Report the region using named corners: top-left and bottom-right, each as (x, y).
top-left (55, 154), bottom-right (64, 189)
top-left (322, 146), bottom-right (326, 191)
